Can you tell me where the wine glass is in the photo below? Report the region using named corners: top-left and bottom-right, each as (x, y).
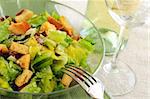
top-left (99, 0), bottom-right (141, 96)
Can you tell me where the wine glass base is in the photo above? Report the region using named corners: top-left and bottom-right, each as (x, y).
top-left (99, 60), bottom-right (136, 96)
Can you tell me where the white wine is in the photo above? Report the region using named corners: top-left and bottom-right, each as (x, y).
top-left (111, 0), bottom-right (140, 17)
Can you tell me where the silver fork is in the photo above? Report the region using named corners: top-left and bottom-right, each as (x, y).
top-left (63, 66), bottom-right (105, 99)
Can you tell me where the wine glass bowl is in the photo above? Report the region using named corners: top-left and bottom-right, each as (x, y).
top-left (105, 0), bottom-right (140, 23)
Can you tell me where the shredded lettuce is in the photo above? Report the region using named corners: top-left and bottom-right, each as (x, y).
top-left (31, 50), bottom-right (58, 72)
top-left (8, 61), bottom-right (22, 81)
top-left (79, 39), bottom-right (94, 51)
top-left (48, 30), bottom-right (66, 43)
top-left (36, 67), bottom-right (53, 79)
top-left (51, 11), bottom-right (60, 20)
top-left (39, 78), bottom-right (56, 93)
top-left (54, 82), bottom-right (65, 91)
top-left (25, 37), bottom-right (40, 60)
top-left (34, 67), bottom-right (56, 93)
top-left (0, 19), bottom-right (11, 42)
top-left (0, 57), bottom-right (10, 81)
top-left (28, 15), bottom-right (47, 27)
top-left (64, 35), bottom-right (73, 45)
top-left (0, 57), bottom-right (21, 82)
top-left (65, 42), bottom-right (88, 66)
top-left (2, 35), bottom-right (16, 47)
top-left (51, 45), bottom-right (67, 75)
top-left (20, 82), bottom-right (41, 93)
top-left (43, 38), bottom-right (56, 51)
top-left (0, 78), bottom-right (12, 90)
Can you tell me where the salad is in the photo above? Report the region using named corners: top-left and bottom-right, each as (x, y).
top-left (0, 9), bottom-right (95, 93)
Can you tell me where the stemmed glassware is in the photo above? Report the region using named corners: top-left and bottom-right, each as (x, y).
top-left (99, 0), bottom-right (140, 96)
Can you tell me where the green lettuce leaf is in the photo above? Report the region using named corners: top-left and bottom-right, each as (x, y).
top-left (32, 51), bottom-right (54, 66)
top-left (48, 30), bottom-right (66, 43)
top-left (0, 57), bottom-right (21, 83)
top-left (51, 45), bottom-right (67, 77)
top-left (31, 51), bottom-right (55, 71)
top-left (54, 82), bottom-right (65, 91)
top-left (36, 67), bottom-right (53, 79)
top-left (35, 67), bottom-right (56, 93)
top-left (43, 38), bottom-right (56, 50)
top-left (79, 39), bottom-right (94, 51)
top-left (2, 35), bottom-right (16, 47)
top-left (8, 61), bottom-right (22, 81)
top-left (39, 78), bottom-right (56, 93)
top-left (25, 37), bottom-right (40, 60)
top-left (28, 14), bottom-right (47, 27)
top-left (20, 82), bottom-right (41, 93)
top-left (51, 11), bottom-right (60, 20)
top-left (0, 78), bottom-right (12, 90)
top-left (0, 19), bottom-right (11, 42)
top-left (0, 57), bottom-right (10, 81)
top-left (51, 63), bottom-right (64, 75)
top-left (65, 41), bottom-right (88, 66)
top-left (64, 35), bottom-right (73, 45)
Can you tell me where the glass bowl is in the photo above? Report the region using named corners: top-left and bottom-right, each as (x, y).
top-left (0, 0), bottom-right (105, 99)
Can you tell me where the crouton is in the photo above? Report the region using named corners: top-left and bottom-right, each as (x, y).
top-left (72, 34), bottom-right (80, 41)
top-left (15, 69), bottom-right (33, 87)
top-left (61, 74), bottom-right (73, 88)
top-left (59, 16), bottom-right (73, 36)
top-left (39, 21), bottom-right (56, 35)
top-left (17, 54), bottom-right (30, 69)
top-left (8, 21), bottom-right (30, 35)
top-left (15, 9), bottom-right (34, 23)
top-left (0, 44), bottom-right (8, 53)
top-left (10, 42), bottom-right (29, 54)
top-left (48, 16), bottom-right (64, 30)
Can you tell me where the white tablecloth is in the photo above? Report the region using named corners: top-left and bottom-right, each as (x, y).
top-left (105, 24), bottom-right (149, 99)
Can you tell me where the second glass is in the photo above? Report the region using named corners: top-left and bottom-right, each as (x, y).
top-left (86, 0), bottom-right (139, 96)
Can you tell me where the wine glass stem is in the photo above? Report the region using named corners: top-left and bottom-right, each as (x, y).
top-left (111, 25), bottom-right (126, 69)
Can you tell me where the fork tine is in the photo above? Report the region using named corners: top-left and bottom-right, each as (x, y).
top-left (64, 69), bottom-right (89, 90)
top-left (66, 66), bottom-right (94, 85)
top-left (63, 67), bottom-right (105, 99)
top-left (67, 65), bottom-right (97, 83)
top-left (65, 68), bottom-right (91, 87)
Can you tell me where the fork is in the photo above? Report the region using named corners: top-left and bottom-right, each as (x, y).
top-left (63, 66), bottom-right (105, 99)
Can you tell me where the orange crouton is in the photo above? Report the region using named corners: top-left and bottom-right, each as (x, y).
top-left (15, 9), bottom-right (34, 23)
top-left (10, 42), bottom-right (29, 54)
top-left (8, 21), bottom-right (30, 35)
top-left (39, 21), bottom-right (56, 34)
top-left (59, 16), bottom-right (73, 36)
top-left (72, 34), bottom-right (80, 41)
top-left (15, 69), bottom-right (33, 87)
top-left (61, 74), bottom-right (73, 88)
top-left (0, 44), bottom-right (9, 53)
top-left (17, 54), bottom-right (30, 69)
top-left (48, 16), bottom-right (64, 30)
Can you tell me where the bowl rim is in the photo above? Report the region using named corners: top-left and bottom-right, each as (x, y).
top-left (0, 0), bottom-right (105, 96)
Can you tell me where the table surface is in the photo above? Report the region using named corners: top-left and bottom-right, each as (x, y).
top-left (120, 24), bottom-right (149, 99)
top-left (118, 21), bottom-right (150, 99)
top-left (96, 23), bottom-right (149, 99)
